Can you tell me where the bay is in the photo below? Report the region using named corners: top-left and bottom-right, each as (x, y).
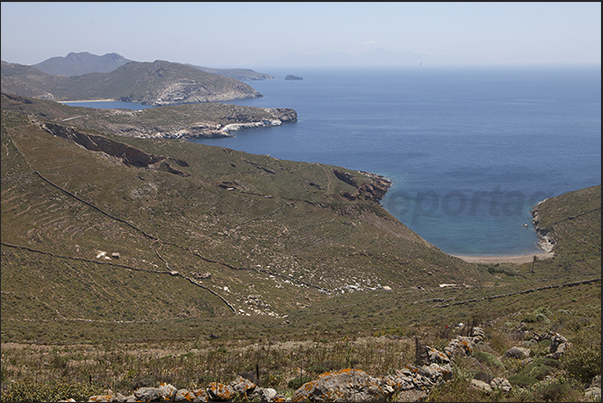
top-left (65, 66), bottom-right (602, 256)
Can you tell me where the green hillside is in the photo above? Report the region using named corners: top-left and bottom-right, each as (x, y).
top-left (1, 99), bottom-right (599, 402)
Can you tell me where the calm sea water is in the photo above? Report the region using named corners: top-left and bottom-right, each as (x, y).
top-left (66, 66), bottom-right (602, 256)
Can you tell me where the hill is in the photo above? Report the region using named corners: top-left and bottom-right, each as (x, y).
top-left (1, 92), bottom-right (296, 139)
top-left (1, 99), bottom-right (482, 343)
top-left (1, 60), bottom-right (261, 105)
top-left (32, 52), bottom-right (132, 76)
top-left (0, 98), bottom-right (599, 402)
top-left (29, 51), bottom-right (273, 81)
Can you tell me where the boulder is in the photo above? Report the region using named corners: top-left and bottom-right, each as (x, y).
top-left (229, 375), bottom-right (256, 397)
top-left (207, 382), bottom-right (235, 401)
top-left (490, 377), bottom-right (512, 393)
top-left (174, 388), bottom-right (197, 401)
top-left (470, 379), bottom-right (492, 394)
top-left (132, 383), bottom-right (178, 402)
top-left (291, 368), bottom-right (393, 402)
top-left (504, 347), bottom-right (530, 359)
top-left (426, 346), bottom-right (451, 364)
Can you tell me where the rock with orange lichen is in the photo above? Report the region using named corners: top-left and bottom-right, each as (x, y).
top-left (228, 375), bottom-right (256, 397)
top-left (207, 382), bottom-right (235, 401)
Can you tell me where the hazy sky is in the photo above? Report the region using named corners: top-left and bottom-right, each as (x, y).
top-left (1, 2), bottom-right (601, 68)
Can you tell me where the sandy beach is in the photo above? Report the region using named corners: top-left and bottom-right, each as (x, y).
top-left (452, 251), bottom-right (554, 264)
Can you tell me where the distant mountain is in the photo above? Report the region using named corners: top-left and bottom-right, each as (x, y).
top-left (1, 60), bottom-right (262, 106)
top-left (33, 52), bottom-right (132, 76)
top-left (31, 51), bottom-right (274, 81)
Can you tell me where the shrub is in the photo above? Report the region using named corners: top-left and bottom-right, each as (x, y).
top-left (563, 338), bottom-right (601, 383)
top-left (473, 351), bottom-right (505, 370)
top-left (507, 374), bottom-right (538, 388)
top-left (0, 379), bottom-right (103, 402)
top-left (532, 381), bottom-right (575, 402)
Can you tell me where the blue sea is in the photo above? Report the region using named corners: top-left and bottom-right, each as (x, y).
top-left (65, 65), bottom-right (602, 256)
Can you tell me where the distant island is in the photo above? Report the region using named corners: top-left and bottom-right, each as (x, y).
top-left (285, 74), bottom-right (303, 80)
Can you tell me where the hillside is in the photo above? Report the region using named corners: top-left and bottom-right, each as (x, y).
top-left (32, 52), bottom-right (133, 76)
top-left (1, 92), bottom-right (296, 139)
top-left (1, 97), bottom-right (600, 402)
top-left (1, 101), bottom-right (480, 343)
top-left (1, 60), bottom-right (261, 105)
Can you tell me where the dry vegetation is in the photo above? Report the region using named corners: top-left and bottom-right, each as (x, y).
top-left (1, 97), bottom-right (600, 402)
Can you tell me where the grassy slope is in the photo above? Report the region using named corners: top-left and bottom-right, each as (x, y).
top-left (1, 101), bottom-right (599, 403)
top-left (1, 105), bottom-right (478, 343)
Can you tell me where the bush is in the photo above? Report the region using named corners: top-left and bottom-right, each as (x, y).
top-left (473, 351), bottom-right (505, 370)
top-left (563, 339), bottom-right (601, 383)
top-left (507, 374), bottom-right (538, 388)
top-left (532, 381), bottom-right (575, 402)
top-left (0, 379), bottom-right (103, 402)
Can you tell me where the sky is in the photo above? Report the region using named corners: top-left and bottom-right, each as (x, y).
top-left (1, 2), bottom-right (601, 68)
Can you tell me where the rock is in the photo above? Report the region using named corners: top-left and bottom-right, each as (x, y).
top-left (291, 368), bottom-right (393, 402)
top-left (585, 387), bottom-right (601, 401)
top-left (490, 377), bottom-right (512, 393)
top-left (444, 336), bottom-right (475, 357)
top-left (546, 342), bottom-right (572, 359)
top-left (549, 333), bottom-right (568, 352)
top-left (504, 347), bottom-right (530, 359)
top-left (251, 387), bottom-right (277, 402)
top-left (174, 388), bottom-right (197, 401)
top-left (425, 346), bottom-right (451, 364)
top-left (133, 387), bottom-right (162, 402)
top-left (419, 363), bottom-right (453, 384)
top-left (229, 375), bottom-right (256, 397)
top-left (590, 375), bottom-right (602, 389)
top-left (585, 377), bottom-right (601, 401)
top-left (114, 393), bottom-right (128, 402)
top-left (285, 75), bottom-right (303, 80)
top-left (471, 327), bottom-right (486, 342)
top-left (191, 388), bottom-right (209, 402)
top-left (382, 369), bottom-right (416, 392)
top-left (207, 382), bottom-right (235, 401)
top-left (133, 383), bottom-right (176, 402)
top-left (470, 379), bottom-right (492, 394)
top-left (89, 392), bottom-right (117, 402)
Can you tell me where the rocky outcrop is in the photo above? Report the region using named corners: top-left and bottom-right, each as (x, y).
top-left (285, 75), bottom-right (303, 80)
top-left (41, 122), bottom-right (190, 176)
top-left (84, 329), bottom-right (489, 403)
top-left (531, 200), bottom-right (556, 253)
top-left (334, 170), bottom-right (392, 203)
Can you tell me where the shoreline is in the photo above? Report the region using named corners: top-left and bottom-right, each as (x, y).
top-left (451, 251), bottom-right (554, 264)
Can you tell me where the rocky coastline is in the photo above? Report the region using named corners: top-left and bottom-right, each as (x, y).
top-left (531, 199), bottom-right (556, 253)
